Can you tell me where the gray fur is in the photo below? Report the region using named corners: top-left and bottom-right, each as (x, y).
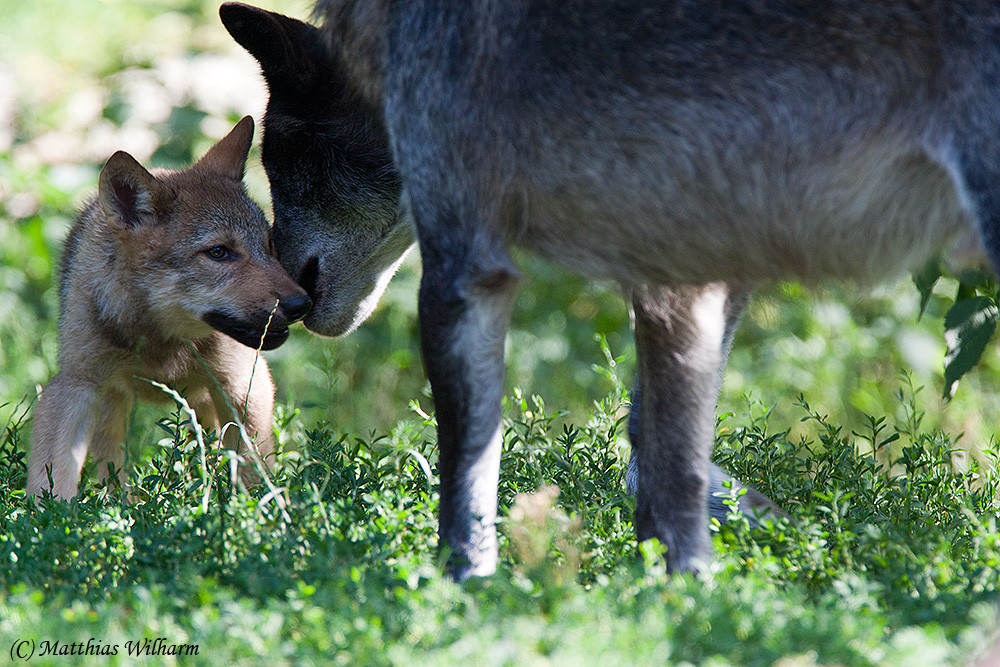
top-left (224, 1), bottom-right (1000, 577)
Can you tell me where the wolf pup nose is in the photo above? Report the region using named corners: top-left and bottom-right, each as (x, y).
top-left (279, 290), bottom-right (312, 323)
top-left (27, 115), bottom-right (302, 500)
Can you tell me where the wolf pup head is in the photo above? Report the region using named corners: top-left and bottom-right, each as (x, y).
top-left (97, 116), bottom-right (310, 350)
top-left (221, 2), bottom-right (412, 337)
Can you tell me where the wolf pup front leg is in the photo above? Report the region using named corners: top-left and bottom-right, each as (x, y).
top-left (28, 380), bottom-right (132, 499)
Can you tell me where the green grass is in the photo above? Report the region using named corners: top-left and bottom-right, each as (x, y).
top-left (2, 1), bottom-right (1000, 664)
top-left (0, 383), bottom-right (997, 665)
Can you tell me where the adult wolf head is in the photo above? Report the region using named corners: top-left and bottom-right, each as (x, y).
top-left (222, 2), bottom-right (411, 337)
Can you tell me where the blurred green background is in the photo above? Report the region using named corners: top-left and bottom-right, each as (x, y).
top-left (1, 0), bottom-right (997, 465)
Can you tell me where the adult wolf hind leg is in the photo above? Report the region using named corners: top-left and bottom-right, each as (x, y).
top-left (626, 286), bottom-right (769, 525)
top-left (631, 283), bottom-right (731, 573)
top-left (950, 136), bottom-right (1000, 280)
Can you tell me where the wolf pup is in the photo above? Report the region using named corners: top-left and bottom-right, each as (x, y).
top-left (222, 2), bottom-right (996, 580)
top-left (27, 116), bottom-right (311, 500)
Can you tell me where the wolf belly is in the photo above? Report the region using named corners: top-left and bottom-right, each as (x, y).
top-left (520, 137), bottom-right (971, 287)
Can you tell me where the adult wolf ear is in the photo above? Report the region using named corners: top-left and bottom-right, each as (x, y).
top-left (220, 2), bottom-right (327, 100)
top-left (193, 115), bottom-right (255, 181)
top-left (98, 151), bottom-right (169, 229)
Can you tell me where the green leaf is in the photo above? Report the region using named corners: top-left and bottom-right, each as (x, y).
top-left (942, 296), bottom-right (999, 398)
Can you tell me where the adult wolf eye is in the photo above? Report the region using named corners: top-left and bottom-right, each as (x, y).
top-left (205, 245), bottom-right (233, 261)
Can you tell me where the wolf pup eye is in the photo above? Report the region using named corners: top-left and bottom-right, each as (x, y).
top-left (205, 245), bottom-right (234, 261)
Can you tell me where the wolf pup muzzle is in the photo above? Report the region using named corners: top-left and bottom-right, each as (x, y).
top-left (204, 291), bottom-right (311, 351)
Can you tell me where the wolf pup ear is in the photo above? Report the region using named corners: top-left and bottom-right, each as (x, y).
top-left (193, 115), bottom-right (254, 180)
top-left (98, 151), bottom-right (164, 228)
top-left (220, 2), bottom-right (324, 92)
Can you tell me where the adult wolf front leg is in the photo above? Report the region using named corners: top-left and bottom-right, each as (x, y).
top-left (413, 203), bottom-right (521, 579)
top-left (382, 7), bottom-right (526, 578)
top-left (626, 286), bottom-right (760, 519)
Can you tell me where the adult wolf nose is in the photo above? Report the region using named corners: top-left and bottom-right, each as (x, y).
top-left (297, 255), bottom-right (320, 300)
top-left (280, 292), bottom-right (312, 323)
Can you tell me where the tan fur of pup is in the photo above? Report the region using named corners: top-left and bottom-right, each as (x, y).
top-left (27, 116), bottom-right (310, 499)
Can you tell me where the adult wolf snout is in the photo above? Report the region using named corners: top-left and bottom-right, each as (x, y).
top-left (270, 217), bottom-right (412, 338)
top-left (295, 256), bottom-right (320, 303)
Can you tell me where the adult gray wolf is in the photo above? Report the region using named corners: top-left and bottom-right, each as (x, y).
top-left (27, 116), bottom-right (311, 499)
top-left (221, 1), bottom-right (995, 579)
